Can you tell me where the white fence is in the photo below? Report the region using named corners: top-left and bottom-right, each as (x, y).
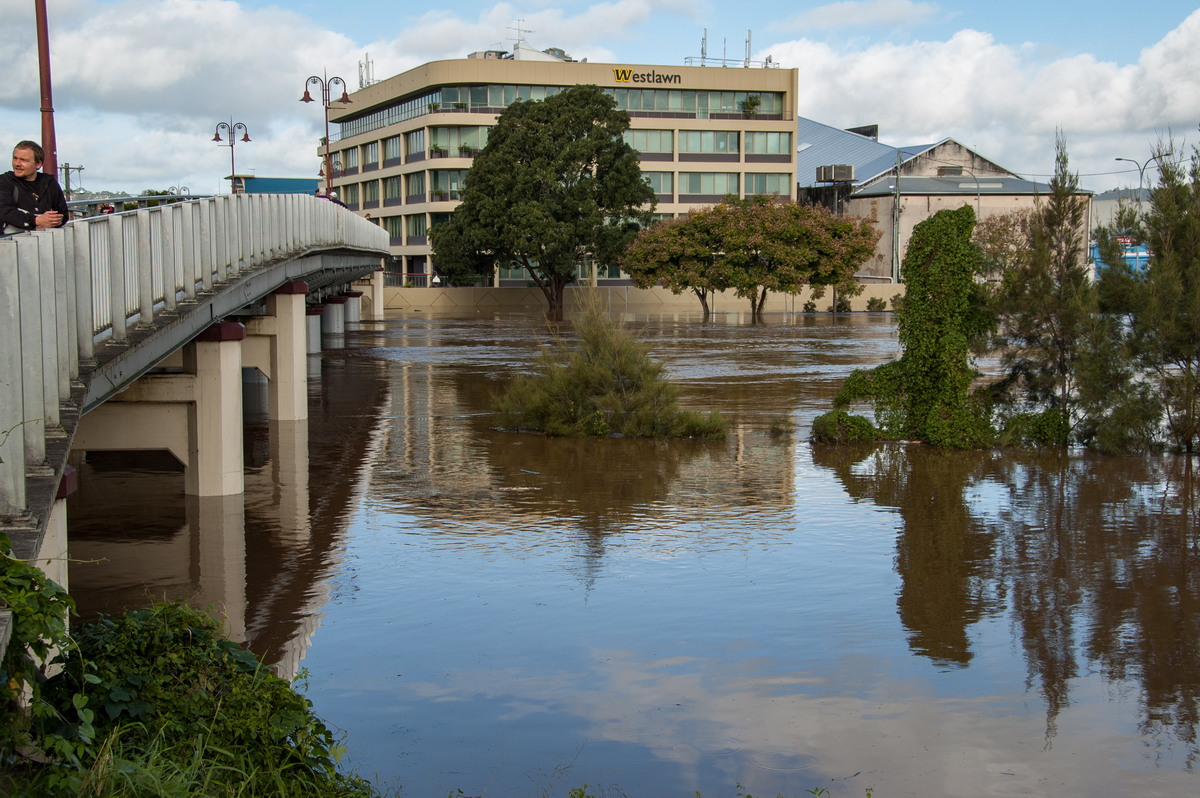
top-left (0, 193), bottom-right (389, 519)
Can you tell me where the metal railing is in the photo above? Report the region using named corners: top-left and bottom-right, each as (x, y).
top-left (0, 193), bottom-right (389, 521)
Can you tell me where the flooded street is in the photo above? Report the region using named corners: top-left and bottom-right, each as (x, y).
top-left (66, 311), bottom-right (1200, 797)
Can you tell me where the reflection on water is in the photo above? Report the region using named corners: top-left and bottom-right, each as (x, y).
top-left (67, 312), bottom-right (1200, 797)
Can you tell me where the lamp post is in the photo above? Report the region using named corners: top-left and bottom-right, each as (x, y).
top-left (301, 71), bottom-right (351, 195)
top-left (168, 185), bottom-right (189, 196)
top-left (1115, 156), bottom-right (1157, 195)
top-left (212, 120), bottom-right (251, 194)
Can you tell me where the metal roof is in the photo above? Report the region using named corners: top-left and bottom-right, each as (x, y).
top-left (851, 175), bottom-right (1055, 198)
top-left (795, 117), bottom-right (938, 188)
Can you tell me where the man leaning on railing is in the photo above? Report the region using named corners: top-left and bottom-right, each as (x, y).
top-left (0, 140), bottom-right (69, 236)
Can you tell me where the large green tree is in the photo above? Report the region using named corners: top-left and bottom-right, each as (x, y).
top-left (621, 196), bottom-right (878, 318)
top-left (429, 85), bottom-right (655, 320)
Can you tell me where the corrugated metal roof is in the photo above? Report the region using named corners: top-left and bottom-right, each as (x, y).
top-left (851, 175), bottom-right (1055, 197)
top-left (795, 117), bottom-right (937, 188)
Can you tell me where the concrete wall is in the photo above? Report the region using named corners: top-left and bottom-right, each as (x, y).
top-left (383, 283), bottom-right (905, 315)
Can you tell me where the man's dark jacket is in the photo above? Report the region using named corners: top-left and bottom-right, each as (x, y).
top-left (0, 170), bottom-right (69, 233)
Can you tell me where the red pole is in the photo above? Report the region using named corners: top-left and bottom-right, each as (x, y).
top-left (35, 0), bottom-right (57, 177)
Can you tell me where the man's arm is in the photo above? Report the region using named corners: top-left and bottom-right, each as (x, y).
top-left (43, 176), bottom-right (69, 228)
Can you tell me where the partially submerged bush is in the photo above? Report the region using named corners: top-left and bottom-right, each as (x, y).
top-left (495, 302), bottom-right (726, 439)
top-left (812, 410), bottom-right (879, 444)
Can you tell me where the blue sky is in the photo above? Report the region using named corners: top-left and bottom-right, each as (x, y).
top-left (1, 0), bottom-right (1198, 195)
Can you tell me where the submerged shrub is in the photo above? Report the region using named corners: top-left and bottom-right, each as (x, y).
top-left (811, 410), bottom-right (879, 444)
top-left (495, 302), bottom-right (727, 439)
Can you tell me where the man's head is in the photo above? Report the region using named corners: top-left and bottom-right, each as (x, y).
top-left (12, 140), bottom-right (44, 181)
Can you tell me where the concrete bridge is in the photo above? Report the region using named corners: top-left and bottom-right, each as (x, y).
top-left (0, 194), bottom-right (390, 603)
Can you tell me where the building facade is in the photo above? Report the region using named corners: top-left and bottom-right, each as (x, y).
top-left (327, 47), bottom-right (798, 284)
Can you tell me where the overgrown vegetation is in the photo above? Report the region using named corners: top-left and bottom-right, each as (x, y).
top-left (1, 538), bottom-right (375, 797)
top-left (814, 205), bottom-right (993, 448)
top-left (494, 300), bottom-right (727, 439)
top-left (817, 132), bottom-right (1200, 455)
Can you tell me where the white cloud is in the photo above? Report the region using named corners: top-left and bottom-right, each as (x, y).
top-left (770, 10), bottom-right (1200, 188)
top-left (781, 0), bottom-right (941, 32)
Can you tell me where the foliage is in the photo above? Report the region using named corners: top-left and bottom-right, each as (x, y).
top-left (811, 410), bottom-right (878, 444)
top-left (972, 208), bottom-right (1034, 281)
top-left (1095, 138), bottom-right (1200, 454)
top-left (0, 533), bottom-right (94, 792)
top-left (494, 300), bottom-right (727, 438)
top-left (621, 196), bottom-right (878, 318)
top-left (832, 205), bottom-right (994, 448)
top-left (865, 296), bottom-right (887, 312)
top-left (5, 601), bottom-right (376, 797)
top-left (987, 133), bottom-right (1094, 442)
top-left (430, 85), bottom-right (656, 320)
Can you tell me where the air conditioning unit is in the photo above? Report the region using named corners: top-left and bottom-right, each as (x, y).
top-left (816, 164), bottom-right (855, 183)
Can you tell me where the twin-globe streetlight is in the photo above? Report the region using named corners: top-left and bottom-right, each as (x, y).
top-left (300, 72), bottom-right (351, 195)
top-left (212, 120), bottom-right (251, 194)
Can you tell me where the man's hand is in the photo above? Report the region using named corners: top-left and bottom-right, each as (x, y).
top-left (35, 210), bottom-right (63, 229)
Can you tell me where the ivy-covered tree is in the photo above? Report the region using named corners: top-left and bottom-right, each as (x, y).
top-left (817, 205), bottom-right (994, 448)
top-left (429, 85), bottom-right (656, 321)
top-left (621, 196), bottom-right (878, 318)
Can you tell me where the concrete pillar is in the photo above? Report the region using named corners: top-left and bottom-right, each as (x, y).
top-left (306, 305), bottom-right (324, 354)
top-left (342, 291), bottom-right (363, 324)
top-left (365, 267), bottom-right (386, 321)
top-left (244, 281), bottom-right (309, 422)
top-left (36, 466), bottom-right (78, 591)
top-left (185, 322), bottom-right (246, 496)
top-left (320, 296), bottom-right (347, 334)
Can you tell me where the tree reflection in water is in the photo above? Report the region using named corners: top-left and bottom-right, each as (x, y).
top-left (812, 443), bottom-right (1200, 762)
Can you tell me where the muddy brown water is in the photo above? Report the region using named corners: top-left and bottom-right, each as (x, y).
top-left (66, 310), bottom-right (1200, 797)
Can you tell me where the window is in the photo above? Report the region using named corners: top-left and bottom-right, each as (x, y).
top-left (362, 141), bottom-right (379, 167)
top-left (384, 136), bottom-right (402, 161)
top-left (404, 129), bottom-right (425, 158)
top-left (679, 172), bottom-right (739, 196)
top-left (429, 126), bottom-right (490, 154)
top-left (623, 129), bottom-right (673, 155)
top-left (405, 172), bottom-right (425, 197)
top-left (745, 132), bottom-right (791, 155)
top-left (643, 172), bottom-right (673, 194)
top-left (340, 147), bottom-right (359, 169)
top-left (430, 169), bottom-right (468, 201)
top-left (362, 179), bottom-right (379, 203)
top-left (340, 183), bottom-right (359, 205)
top-left (383, 216), bottom-right (403, 238)
top-left (384, 176), bottom-right (403, 200)
top-left (744, 173), bottom-right (791, 196)
top-left (678, 131), bottom-right (739, 154)
top-left (406, 214), bottom-right (427, 237)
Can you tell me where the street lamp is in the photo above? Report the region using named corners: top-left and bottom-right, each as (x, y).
top-left (168, 185), bottom-right (189, 195)
top-left (301, 71), bottom-right (351, 195)
top-left (212, 120), bottom-right (251, 194)
top-left (1114, 156), bottom-right (1157, 195)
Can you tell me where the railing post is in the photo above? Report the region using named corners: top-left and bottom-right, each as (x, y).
top-left (35, 232), bottom-right (63, 433)
top-left (182, 201), bottom-right (198, 299)
top-left (15, 236), bottom-right (47, 467)
top-left (73, 221), bottom-right (94, 362)
top-left (137, 208), bottom-right (154, 326)
top-left (161, 205), bottom-right (177, 313)
top-left (0, 239), bottom-right (25, 514)
top-left (107, 214), bottom-right (128, 343)
top-left (206, 198), bottom-right (221, 291)
top-left (54, 227), bottom-right (78, 387)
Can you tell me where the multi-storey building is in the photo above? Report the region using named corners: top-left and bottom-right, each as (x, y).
top-left (327, 44), bottom-right (798, 285)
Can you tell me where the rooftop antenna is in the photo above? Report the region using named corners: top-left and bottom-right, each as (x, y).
top-left (744, 30), bottom-right (751, 68)
top-left (700, 29), bottom-right (708, 67)
top-left (357, 53), bottom-right (376, 89)
top-left (508, 18), bottom-right (532, 47)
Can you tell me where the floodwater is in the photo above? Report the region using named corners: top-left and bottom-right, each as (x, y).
top-left (66, 310), bottom-right (1200, 798)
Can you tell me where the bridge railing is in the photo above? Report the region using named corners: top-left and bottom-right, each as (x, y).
top-left (0, 193), bottom-right (389, 519)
